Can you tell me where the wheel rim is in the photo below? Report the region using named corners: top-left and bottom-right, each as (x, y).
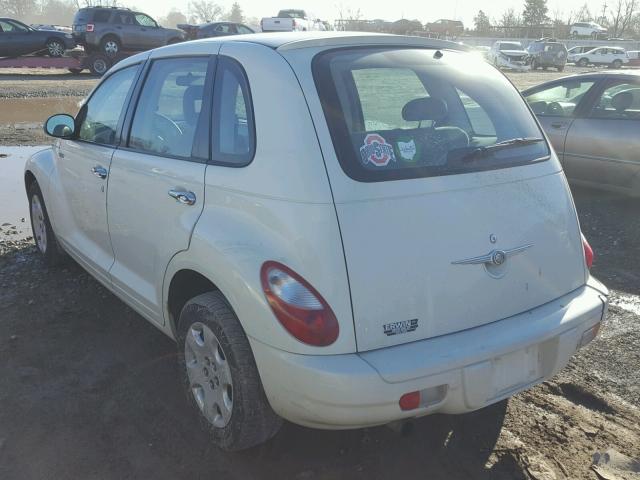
top-left (93, 59), bottom-right (108, 74)
top-left (184, 322), bottom-right (233, 428)
top-left (104, 41), bottom-right (118, 55)
top-left (48, 42), bottom-right (63, 56)
top-left (31, 195), bottom-right (47, 254)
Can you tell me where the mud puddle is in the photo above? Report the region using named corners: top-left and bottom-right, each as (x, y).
top-left (0, 146), bottom-right (48, 240)
top-left (0, 97), bottom-right (82, 125)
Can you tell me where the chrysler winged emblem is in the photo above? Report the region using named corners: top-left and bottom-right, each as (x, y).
top-left (451, 244), bottom-right (533, 266)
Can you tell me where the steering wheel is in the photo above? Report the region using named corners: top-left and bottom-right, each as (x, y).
top-left (546, 102), bottom-right (565, 116)
top-left (152, 113), bottom-right (182, 152)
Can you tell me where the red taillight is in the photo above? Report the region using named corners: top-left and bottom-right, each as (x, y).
top-left (86, 23), bottom-right (94, 32)
top-left (292, 19), bottom-right (297, 29)
top-left (582, 233), bottom-right (594, 269)
top-left (399, 391), bottom-right (420, 411)
top-left (261, 261), bottom-right (339, 346)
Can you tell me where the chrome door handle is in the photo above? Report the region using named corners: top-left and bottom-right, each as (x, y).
top-left (91, 166), bottom-right (108, 179)
top-left (168, 189), bottom-right (196, 205)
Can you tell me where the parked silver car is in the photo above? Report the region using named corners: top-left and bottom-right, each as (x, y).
top-left (523, 71), bottom-right (640, 195)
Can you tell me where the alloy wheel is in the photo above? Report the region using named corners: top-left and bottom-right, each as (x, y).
top-left (47, 41), bottom-right (64, 57)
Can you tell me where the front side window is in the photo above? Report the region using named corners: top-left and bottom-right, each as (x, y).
top-left (1, 20), bottom-right (28, 32)
top-left (591, 82), bottom-right (640, 119)
top-left (211, 57), bottom-right (255, 165)
top-left (314, 48), bottom-right (549, 182)
top-left (129, 57), bottom-right (209, 158)
top-left (237, 25), bottom-right (253, 34)
top-left (525, 79), bottom-right (596, 117)
top-left (78, 65), bottom-right (139, 145)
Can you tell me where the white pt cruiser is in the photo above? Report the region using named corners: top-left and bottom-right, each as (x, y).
top-left (26, 32), bottom-right (609, 450)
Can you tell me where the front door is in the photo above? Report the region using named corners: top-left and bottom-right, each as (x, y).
top-left (523, 77), bottom-right (598, 163)
top-left (107, 56), bottom-right (213, 323)
top-left (133, 13), bottom-right (164, 49)
top-left (50, 64), bottom-right (141, 283)
top-left (564, 79), bottom-right (640, 190)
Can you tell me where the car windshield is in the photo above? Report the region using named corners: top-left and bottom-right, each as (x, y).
top-left (313, 47), bottom-right (549, 182)
top-left (500, 42), bottom-right (522, 50)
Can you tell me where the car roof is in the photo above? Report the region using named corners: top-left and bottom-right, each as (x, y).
top-left (180, 31), bottom-right (470, 52)
top-left (522, 70), bottom-right (640, 94)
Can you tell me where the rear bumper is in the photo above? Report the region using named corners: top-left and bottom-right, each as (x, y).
top-left (250, 278), bottom-right (608, 429)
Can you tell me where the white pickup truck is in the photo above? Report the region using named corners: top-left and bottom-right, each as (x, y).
top-left (260, 9), bottom-right (323, 32)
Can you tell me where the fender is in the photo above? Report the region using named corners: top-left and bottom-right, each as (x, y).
top-left (24, 146), bottom-right (57, 222)
top-left (162, 192), bottom-right (357, 356)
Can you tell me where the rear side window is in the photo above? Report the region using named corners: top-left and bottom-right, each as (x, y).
top-left (313, 48), bottom-right (549, 182)
top-left (211, 57), bottom-right (255, 166)
top-left (129, 57), bottom-right (209, 159)
top-left (93, 10), bottom-right (111, 23)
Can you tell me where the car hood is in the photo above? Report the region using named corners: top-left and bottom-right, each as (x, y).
top-left (500, 49), bottom-right (528, 56)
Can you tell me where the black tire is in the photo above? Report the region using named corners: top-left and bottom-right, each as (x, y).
top-left (530, 59), bottom-right (537, 70)
top-left (612, 59), bottom-right (623, 69)
top-left (571, 31), bottom-right (578, 38)
top-left (557, 65), bottom-right (564, 72)
top-left (542, 66), bottom-right (548, 71)
top-left (177, 291), bottom-right (283, 451)
top-left (100, 35), bottom-right (121, 57)
top-left (68, 68), bottom-right (82, 75)
top-left (578, 57), bottom-right (589, 67)
top-left (46, 39), bottom-right (65, 57)
top-left (87, 53), bottom-right (111, 76)
top-left (27, 181), bottom-right (67, 267)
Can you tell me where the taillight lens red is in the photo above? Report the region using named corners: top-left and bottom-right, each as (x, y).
top-left (582, 233), bottom-right (594, 269)
top-left (399, 391), bottom-right (421, 411)
top-left (86, 23), bottom-right (95, 32)
top-left (261, 261), bottom-right (339, 346)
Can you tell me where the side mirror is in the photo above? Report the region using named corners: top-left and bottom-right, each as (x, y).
top-left (44, 113), bottom-right (76, 139)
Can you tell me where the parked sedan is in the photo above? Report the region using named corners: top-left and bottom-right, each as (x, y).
top-left (177, 21), bottom-right (254, 40)
top-left (523, 71), bottom-right (640, 195)
top-left (0, 17), bottom-right (75, 57)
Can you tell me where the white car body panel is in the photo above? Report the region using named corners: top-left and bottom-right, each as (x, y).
top-left (569, 47), bottom-right (630, 65)
top-left (25, 33), bottom-right (610, 430)
top-left (489, 42), bottom-right (530, 71)
top-left (49, 140), bottom-right (115, 285)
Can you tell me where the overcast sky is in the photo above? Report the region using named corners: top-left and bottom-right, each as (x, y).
top-left (121, 0), bottom-right (613, 27)
top-left (129, 0), bottom-right (605, 26)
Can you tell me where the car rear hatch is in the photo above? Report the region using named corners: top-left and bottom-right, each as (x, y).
top-left (310, 46), bottom-right (586, 352)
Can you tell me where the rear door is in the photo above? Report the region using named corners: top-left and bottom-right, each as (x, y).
top-left (107, 56), bottom-right (213, 323)
top-left (309, 47), bottom-right (586, 351)
top-left (563, 78), bottom-right (640, 190)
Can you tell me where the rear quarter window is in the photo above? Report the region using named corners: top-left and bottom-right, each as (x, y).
top-left (313, 47), bottom-right (550, 182)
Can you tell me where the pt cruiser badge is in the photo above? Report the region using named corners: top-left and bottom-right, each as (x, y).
top-left (451, 244), bottom-right (534, 266)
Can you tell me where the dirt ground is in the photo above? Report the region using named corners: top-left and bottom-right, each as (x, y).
top-left (1, 66), bottom-right (640, 480)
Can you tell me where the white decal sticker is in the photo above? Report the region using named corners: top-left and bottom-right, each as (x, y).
top-left (397, 139), bottom-right (417, 161)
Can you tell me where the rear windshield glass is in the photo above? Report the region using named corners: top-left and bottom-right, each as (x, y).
top-left (313, 48), bottom-right (550, 182)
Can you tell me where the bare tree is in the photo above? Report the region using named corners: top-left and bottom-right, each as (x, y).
top-left (609, 0), bottom-right (638, 36)
top-left (189, 0), bottom-right (223, 23)
top-left (0, 0), bottom-right (38, 19)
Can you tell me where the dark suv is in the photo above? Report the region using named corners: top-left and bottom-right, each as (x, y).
top-left (527, 40), bottom-right (568, 71)
top-left (72, 7), bottom-right (184, 56)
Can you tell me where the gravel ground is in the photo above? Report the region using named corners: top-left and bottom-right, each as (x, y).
top-left (1, 67), bottom-right (639, 479)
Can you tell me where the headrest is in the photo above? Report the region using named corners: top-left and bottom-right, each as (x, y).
top-left (183, 85), bottom-right (204, 125)
top-left (402, 97), bottom-right (448, 122)
top-left (612, 91), bottom-right (633, 112)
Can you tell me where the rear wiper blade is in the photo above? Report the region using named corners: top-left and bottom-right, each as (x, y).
top-left (460, 137), bottom-right (545, 163)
